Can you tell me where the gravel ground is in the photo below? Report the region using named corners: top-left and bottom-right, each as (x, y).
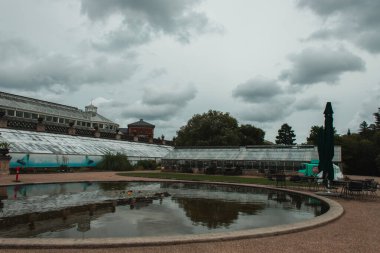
top-left (0, 172), bottom-right (379, 253)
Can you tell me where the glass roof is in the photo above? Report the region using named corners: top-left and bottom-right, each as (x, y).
top-left (163, 146), bottom-right (342, 162)
top-left (0, 92), bottom-right (114, 124)
top-left (0, 129), bottom-right (173, 158)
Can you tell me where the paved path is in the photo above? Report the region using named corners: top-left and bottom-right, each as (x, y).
top-left (1, 172), bottom-right (379, 253)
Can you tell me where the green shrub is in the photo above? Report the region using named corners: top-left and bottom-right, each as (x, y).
top-left (134, 160), bottom-right (158, 170)
top-left (96, 152), bottom-right (133, 171)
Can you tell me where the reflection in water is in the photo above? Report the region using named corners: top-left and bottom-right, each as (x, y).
top-left (98, 182), bottom-right (127, 191)
top-left (173, 197), bottom-right (265, 229)
top-left (0, 182), bottom-right (329, 238)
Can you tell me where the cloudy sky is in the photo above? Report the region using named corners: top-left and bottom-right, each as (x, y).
top-left (0, 0), bottom-right (379, 143)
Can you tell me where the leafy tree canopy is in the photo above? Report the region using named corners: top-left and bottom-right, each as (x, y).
top-left (306, 125), bottom-right (341, 145)
top-left (306, 125), bottom-right (322, 145)
top-left (239, 124), bottom-right (265, 145)
top-left (275, 123), bottom-right (296, 145)
top-left (175, 110), bottom-right (265, 146)
top-left (338, 107), bottom-right (380, 176)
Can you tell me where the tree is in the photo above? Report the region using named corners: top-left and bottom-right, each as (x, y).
top-left (359, 121), bottom-right (368, 133)
top-left (339, 107), bottom-right (380, 176)
top-left (275, 123), bottom-right (296, 145)
top-left (175, 110), bottom-right (241, 146)
top-left (96, 152), bottom-right (132, 171)
top-left (374, 108), bottom-right (380, 130)
top-left (307, 125), bottom-right (342, 145)
top-left (306, 125), bottom-right (322, 145)
top-left (175, 110), bottom-right (266, 146)
top-left (239, 124), bottom-right (265, 145)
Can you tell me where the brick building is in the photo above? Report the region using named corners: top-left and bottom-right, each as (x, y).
top-left (127, 119), bottom-right (155, 140)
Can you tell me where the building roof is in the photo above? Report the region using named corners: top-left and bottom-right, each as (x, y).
top-left (128, 119), bottom-right (155, 128)
top-left (0, 128), bottom-right (172, 157)
top-left (163, 146), bottom-right (342, 162)
top-left (0, 91), bottom-right (116, 125)
top-left (90, 113), bottom-right (114, 124)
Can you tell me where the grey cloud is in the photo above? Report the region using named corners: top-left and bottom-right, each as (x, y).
top-left (356, 31), bottom-right (380, 54)
top-left (0, 38), bottom-right (36, 61)
top-left (140, 68), bottom-right (168, 83)
top-left (0, 39), bottom-right (137, 91)
top-left (120, 83), bottom-right (197, 121)
top-left (349, 86), bottom-right (380, 131)
top-left (81, 0), bottom-right (219, 50)
top-left (232, 78), bottom-right (283, 103)
top-left (298, 0), bottom-right (380, 53)
top-left (239, 97), bottom-right (293, 123)
top-left (238, 94), bottom-right (322, 123)
top-left (293, 97), bottom-right (321, 111)
top-left (121, 103), bottom-right (178, 121)
top-left (280, 47), bottom-right (365, 85)
top-left (142, 83), bottom-right (197, 106)
top-left (92, 25), bottom-right (153, 52)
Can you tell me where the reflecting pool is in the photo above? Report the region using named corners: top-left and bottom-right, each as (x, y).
top-left (0, 181), bottom-right (329, 238)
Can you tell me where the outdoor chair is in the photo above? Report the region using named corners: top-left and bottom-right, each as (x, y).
top-left (368, 181), bottom-right (378, 198)
top-left (362, 179), bottom-right (373, 197)
top-left (326, 181), bottom-right (339, 192)
top-left (347, 181), bottom-right (364, 199)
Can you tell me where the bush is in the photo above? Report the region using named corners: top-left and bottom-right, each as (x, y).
top-left (96, 152), bottom-right (133, 171)
top-left (134, 160), bottom-right (158, 170)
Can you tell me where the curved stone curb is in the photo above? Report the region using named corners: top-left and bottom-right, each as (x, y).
top-left (0, 180), bottom-right (344, 249)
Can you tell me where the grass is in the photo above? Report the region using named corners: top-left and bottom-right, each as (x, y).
top-left (116, 172), bottom-right (277, 185)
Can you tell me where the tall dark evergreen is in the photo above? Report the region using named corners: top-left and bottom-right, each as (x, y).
top-left (359, 121), bottom-right (368, 133)
top-left (275, 123), bottom-right (296, 145)
top-left (374, 108), bottom-right (380, 130)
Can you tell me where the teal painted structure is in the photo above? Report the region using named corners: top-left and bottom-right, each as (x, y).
top-left (298, 160), bottom-right (319, 177)
top-left (9, 153), bottom-right (101, 169)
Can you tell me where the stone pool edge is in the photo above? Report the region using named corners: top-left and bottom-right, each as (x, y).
top-left (0, 180), bottom-right (344, 249)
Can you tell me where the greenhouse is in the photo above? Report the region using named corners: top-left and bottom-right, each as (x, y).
top-left (162, 146), bottom-right (342, 174)
top-left (0, 129), bottom-right (173, 169)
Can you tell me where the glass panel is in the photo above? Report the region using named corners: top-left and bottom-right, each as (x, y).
top-left (53, 117), bottom-right (58, 122)
top-left (7, 110), bottom-right (15, 116)
top-left (16, 111), bottom-right (23, 117)
top-left (31, 113), bottom-right (38, 119)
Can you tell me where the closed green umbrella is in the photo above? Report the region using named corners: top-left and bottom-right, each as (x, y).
top-left (318, 102), bottom-right (335, 181)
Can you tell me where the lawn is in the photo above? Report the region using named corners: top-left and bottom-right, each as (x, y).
top-left (117, 172), bottom-right (279, 185)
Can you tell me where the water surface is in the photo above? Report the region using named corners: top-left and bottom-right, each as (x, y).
top-left (0, 181), bottom-right (328, 238)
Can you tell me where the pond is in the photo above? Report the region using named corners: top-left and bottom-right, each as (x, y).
top-left (0, 181), bottom-right (329, 238)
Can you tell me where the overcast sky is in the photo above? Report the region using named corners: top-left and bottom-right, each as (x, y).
top-left (0, 0), bottom-right (379, 143)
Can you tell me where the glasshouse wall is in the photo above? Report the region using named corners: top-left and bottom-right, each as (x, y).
top-left (9, 153), bottom-right (164, 170)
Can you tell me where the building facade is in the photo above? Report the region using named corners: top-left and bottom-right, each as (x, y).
top-left (0, 91), bottom-right (119, 132)
top-left (162, 145), bottom-right (342, 174)
top-left (127, 119), bottom-right (155, 139)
